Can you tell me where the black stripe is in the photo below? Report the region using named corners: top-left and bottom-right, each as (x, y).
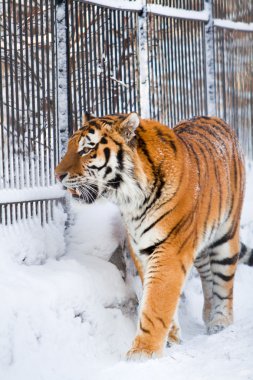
top-left (136, 135), bottom-right (157, 174)
top-left (155, 128), bottom-right (177, 155)
top-left (213, 292), bottom-right (232, 300)
top-left (140, 214), bottom-right (187, 255)
top-left (103, 166), bottom-right (112, 178)
top-left (211, 252), bottom-right (238, 266)
top-left (107, 173), bottom-right (122, 189)
top-left (116, 146), bottom-right (124, 170)
top-left (181, 263), bottom-right (186, 274)
top-left (140, 206), bottom-right (176, 237)
top-left (88, 147), bottom-right (110, 171)
top-left (143, 312), bottom-right (155, 327)
top-left (249, 251), bottom-right (253, 266)
top-left (195, 261), bottom-right (209, 270)
top-left (239, 242), bottom-right (247, 259)
top-left (156, 317), bottom-right (167, 329)
top-left (133, 170), bottom-right (165, 223)
top-left (208, 220), bottom-right (238, 250)
top-left (213, 272), bottom-right (235, 282)
top-left (139, 321), bottom-right (151, 334)
top-left (89, 121), bottom-right (101, 129)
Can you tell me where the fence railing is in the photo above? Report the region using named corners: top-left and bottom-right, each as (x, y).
top-left (67, 0), bottom-right (253, 156)
top-left (0, 0), bottom-right (253, 225)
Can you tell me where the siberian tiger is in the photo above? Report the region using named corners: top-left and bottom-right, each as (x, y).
top-left (55, 113), bottom-right (253, 359)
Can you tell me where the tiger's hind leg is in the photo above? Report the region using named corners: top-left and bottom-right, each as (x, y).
top-left (207, 226), bottom-right (240, 335)
top-left (194, 253), bottom-right (213, 325)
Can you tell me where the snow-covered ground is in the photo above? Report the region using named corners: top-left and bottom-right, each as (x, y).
top-left (0, 163), bottom-right (253, 380)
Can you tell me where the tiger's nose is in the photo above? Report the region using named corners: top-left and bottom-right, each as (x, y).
top-left (55, 173), bottom-right (68, 182)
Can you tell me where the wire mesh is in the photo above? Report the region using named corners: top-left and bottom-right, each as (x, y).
top-left (66, 1), bottom-right (140, 132)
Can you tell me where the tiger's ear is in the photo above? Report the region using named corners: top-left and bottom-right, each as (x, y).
top-left (82, 112), bottom-right (96, 126)
top-left (119, 113), bottom-right (140, 142)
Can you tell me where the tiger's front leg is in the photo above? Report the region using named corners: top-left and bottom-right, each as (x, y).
top-left (127, 248), bottom-right (192, 359)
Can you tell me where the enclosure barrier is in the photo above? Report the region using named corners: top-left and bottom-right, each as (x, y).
top-left (0, 0), bottom-right (65, 224)
top-left (0, 0), bottom-right (253, 225)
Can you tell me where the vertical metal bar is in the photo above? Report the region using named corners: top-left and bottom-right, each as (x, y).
top-left (82, 3), bottom-right (90, 114)
top-left (13, 0), bottom-right (21, 189)
top-left (70, 1), bottom-right (78, 129)
top-left (3, 0), bottom-right (10, 188)
top-left (92, 6), bottom-right (99, 115)
top-left (65, 0), bottom-right (73, 135)
top-left (39, 0), bottom-right (45, 187)
top-left (0, 1), bottom-right (5, 190)
top-left (138, 4), bottom-right (150, 119)
top-left (173, 19), bottom-right (180, 122)
top-left (78, 2), bottom-right (87, 116)
top-left (88, 5), bottom-right (95, 114)
top-left (101, 8), bottom-right (108, 115)
top-left (29, 0), bottom-right (36, 188)
top-left (8, 0), bottom-right (16, 190)
top-left (121, 11), bottom-right (127, 113)
top-left (168, 17), bottom-right (176, 125)
top-left (46, 0), bottom-right (51, 185)
top-left (97, 6), bottom-right (104, 115)
top-left (113, 9), bottom-right (120, 113)
top-left (75, 0), bottom-right (82, 123)
top-left (18, 0), bottom-right (25, 190)
top-left (105, 8), bottom-right (112, 114)
top-left (204, 0), bottom-right (216, 115)
top-left (51, 0), bottom-right (58, 179)
top-left (24, 1), bottom-right (32, 188)
top-left (35, 0), bottom-right (42, 187)
top-left (116, 10), bottom-right (123, 113)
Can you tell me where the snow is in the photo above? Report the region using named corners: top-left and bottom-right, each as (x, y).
top-left (147, 4), bottom-right (209, 22)
top-left (0, 163), bottom-right (253, 380)
top-left (77, 0), bottom-right (143, 11)
top-left (213, 19), bottom-right (253, 32)
top-left (0, 185), bottom-right (65, 203)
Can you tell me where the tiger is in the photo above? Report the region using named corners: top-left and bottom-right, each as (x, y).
top-left (55, 112), bottom-right (253, 360)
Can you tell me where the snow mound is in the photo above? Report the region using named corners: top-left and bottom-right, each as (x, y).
top-left (0, 162), bottom-right (253, 380)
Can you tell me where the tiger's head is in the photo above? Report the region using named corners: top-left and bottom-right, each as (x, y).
top-left (55, 113), bottom-right (140, 204)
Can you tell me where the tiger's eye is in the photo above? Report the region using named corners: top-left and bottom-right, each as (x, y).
top-left (78, 147), bottom-right (91, 156)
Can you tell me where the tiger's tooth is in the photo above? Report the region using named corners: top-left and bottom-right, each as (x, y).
top-left (76, 189), bottom-right (81, 196)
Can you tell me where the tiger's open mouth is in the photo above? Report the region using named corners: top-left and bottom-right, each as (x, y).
top-left (66, 188), bottom-right (82, 199)
top-left (65, 185), bottom-right (99, 204)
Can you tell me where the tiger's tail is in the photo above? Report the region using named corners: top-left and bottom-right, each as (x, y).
top-left (239, 242), bottom-right (253, 266)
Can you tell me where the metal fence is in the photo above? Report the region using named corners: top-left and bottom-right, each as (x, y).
top-left (67, 0), bottom-right (253, 153)
top-left (0, 0), bottom-right (253, 225)
top-left (0, 0), bottom-right (64, 224)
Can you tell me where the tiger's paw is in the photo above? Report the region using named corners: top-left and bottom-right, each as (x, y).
top-left (207, 315), bottom-right (232, 335)
top-left (126, 347), bottom-right (162, 361)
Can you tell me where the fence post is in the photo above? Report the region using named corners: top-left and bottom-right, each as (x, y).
top-left (204, 0), bottom-right (216, 116)
top-left (138, 1), bottom-right (150, 119)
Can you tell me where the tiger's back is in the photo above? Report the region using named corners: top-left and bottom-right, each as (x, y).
top-left (131, 116), bottom-right (245, 258)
